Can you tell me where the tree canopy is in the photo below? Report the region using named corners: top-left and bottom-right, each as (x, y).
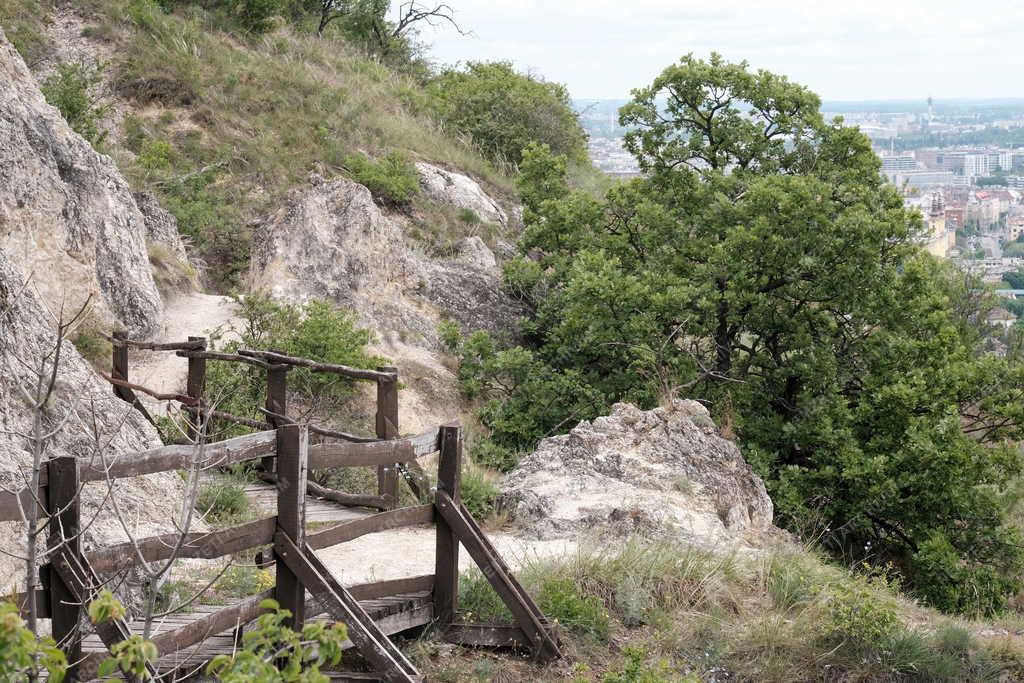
top-left (453, 54), bottom-right (1024, 614)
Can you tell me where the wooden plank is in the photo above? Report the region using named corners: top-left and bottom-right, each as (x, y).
top-left (309, 439), bottom-right (418, 469)
top-left (47, 456), bottom-right (81, 678)
top-left (444, 623), bottom-right (530, 649)
top-left (0, 486), bottom-right (45, 524)
top-left (434, 490), bottom-right (562, 662)
top-left (276, 424), bottom-right (308, 630)
top-left (87, 516), bottom-right (277, 573)
top-left (347, 576), bottom-right (434, 602)
top-left (104, 334), bottom-right (206, 351)
top-left (433, 424), bottom-right (461, 630)
top-left (238, 348), bottom-right (398, 382)
top-left (274, 533), bottom-right (421, 682)
top-left (308, 479), bottom-right (389, 510)
top-left (148, 589), bottom-right (274, 655)
top-left (82, 429), bottom-right (277, 483)
top-left (307, 505), bottom-right (434, 550)
top-left (407, 426), bottom-right (441, 457)
top-left (110, 330), bottom-right (156, 425)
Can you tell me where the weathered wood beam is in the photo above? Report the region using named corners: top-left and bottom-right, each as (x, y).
top-left (238, 348), bottom-right (397, 382)
top-left (444, 623), bottom-right (531, 649)
top-left (306, 505), bottom-right (434, 550)
top-left (87, 517), bottom-right (277, 573)
top-left (308, 439), bottom-right (418, 469)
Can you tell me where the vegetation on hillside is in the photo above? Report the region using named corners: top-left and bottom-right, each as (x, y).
top-left (450, 54), bottom-right (1024, 615)
top-left (428, 60), bottom-right (589, 167)
top-left (2, 0), bottom-right (593, 289)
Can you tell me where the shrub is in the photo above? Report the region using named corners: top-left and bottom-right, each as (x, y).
top-left (196, 480), bottom-right (250, 523)
top-left (204, 293), bottom-right (383, 437)
top-left (600, 648), bottom-right (687, 683)
top-left (214, 565), bottom-right (275, 600)
top-left (427, 61), bottom-right (588, 166)
top-left (821, 576), bottom-right (902, 647)
top-left (459, 463), bottom-right (499, 520)
top-left (537, 576), bottom-right (611, 642)
top-left (344, 151), bottom-right (420, 205)
top-left (41, 59), bottom-right (109, 147)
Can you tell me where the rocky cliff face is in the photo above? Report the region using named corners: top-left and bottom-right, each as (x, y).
top-left (0, 29), bottom-right (162, 336)
top-left (0, 250), bottom-right (193, 592)
top-left (500, 400), bottom-right (777, 548)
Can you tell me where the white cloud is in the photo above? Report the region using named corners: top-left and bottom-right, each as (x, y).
top-left (403, 0), bottom-right (1024, 100)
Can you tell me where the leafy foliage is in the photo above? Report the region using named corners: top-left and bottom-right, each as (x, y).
top-left (456, 54), bottom-right (1024, 613)
top-left (41, 59), bottom-right (109, 147)
top-left (343, 151), bottom-right (420, 205)
top-left (0, 602), bottom-right (67, 683)
top-left (206, 599), bottom-right (348, 682)
top-left (196, 479), bottom-right (251, 523)
top-left (427, 61), bottom-right (588, 166)
top-left (205, 292), bottom-right (383, 438)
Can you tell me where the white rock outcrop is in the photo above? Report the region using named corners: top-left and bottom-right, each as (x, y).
top-left (0, 29), bottom-right (162, 336)
top-left (415, 162), bottom-right (507, 226)
top-left (249, 173), bottom-right (524, 349)
top-left (500, 400), bottom-right (776, 548)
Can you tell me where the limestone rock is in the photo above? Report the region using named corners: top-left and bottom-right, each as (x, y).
top-left (0, 29), bottom-right (162, 336)
top-left (0, 251), bottom-right (197, 593)
top-left (250, 174), bottom-right (524, 348)
top-left (415, 162), bottom-right (507, 226)
top-left (134, 191), bottom-right (190, 265)
top-left (500, 401), bottom-right (777, 547)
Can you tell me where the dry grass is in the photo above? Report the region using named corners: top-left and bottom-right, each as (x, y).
top-left (427, 541), bottom-right (1024, 682)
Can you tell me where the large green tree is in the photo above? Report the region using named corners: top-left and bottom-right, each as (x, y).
top-left (456, 54), bottom-right (1024, 613)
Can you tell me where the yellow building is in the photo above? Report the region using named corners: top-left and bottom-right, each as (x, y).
top-left (923, 192), bottom-right (954, 258)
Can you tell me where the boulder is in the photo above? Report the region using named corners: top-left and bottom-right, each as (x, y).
top-left (0, 29), bottom-right (162, 336)
top-left (415, 162), bottom-right (507, 226)
top-left (500, 401), bottom-right (776, 547)
top-left (0, 251), bottom-right (197, 594)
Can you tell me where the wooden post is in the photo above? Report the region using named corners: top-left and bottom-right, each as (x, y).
top-left (111, 331), bottom-right (129, 399)
top-left (433, 424), bottom-right (461, 630)
top-left (185, 336), bottom-right (207, 441)
top-left (47, 456), bottom-right (82, 680)
top-left (275, 423), bottom-right (308, 630)
top-left (263, 361), bottom-right (288, 474)
top-left (375, 366), bottom-right (399, 509)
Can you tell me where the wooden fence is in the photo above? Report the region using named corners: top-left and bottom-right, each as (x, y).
top-left (2, 337), bottom-right (562, 681)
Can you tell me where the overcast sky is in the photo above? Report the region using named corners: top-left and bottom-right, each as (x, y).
top-left (411, 0), bottom-right (1024, 102)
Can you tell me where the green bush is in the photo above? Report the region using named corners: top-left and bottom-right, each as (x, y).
top-left (204, 293), bottom-right (383, 437)
top-left (538, 576), bottom-right (611, 642)
top-left (821, 576), bottom-right (902, 647)
top-left (428, 61), bottom-right (588, 166)
top-left (344, 151), bottom-right (419, 205)
top-left (213, 565), bottom-right (275, 600)
top-left (196, 480), bottom-right (250, 523)
top-left (459, 464), bottom-right (499, 520)
top-left (600, 648), bottom-right (687, 683)
top-left (41, 59), bottom-right (109, 147)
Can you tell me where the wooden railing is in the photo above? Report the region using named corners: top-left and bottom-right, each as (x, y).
top-left (2, 341), bottom-right (563, 681)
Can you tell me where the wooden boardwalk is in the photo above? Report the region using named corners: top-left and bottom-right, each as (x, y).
top-left (241, 479), bottom-right (373, 524)
top-left (81, 590), bottom-right (433, 678)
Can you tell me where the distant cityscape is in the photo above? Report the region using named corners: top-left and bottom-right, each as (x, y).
top-left (575, 97), bottom-right (1024, 329)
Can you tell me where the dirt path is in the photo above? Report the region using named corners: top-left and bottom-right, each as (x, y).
top-left (317, 526), bottom-right (580, 585)
top-left (132, 292), bottom-right (240, 412)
